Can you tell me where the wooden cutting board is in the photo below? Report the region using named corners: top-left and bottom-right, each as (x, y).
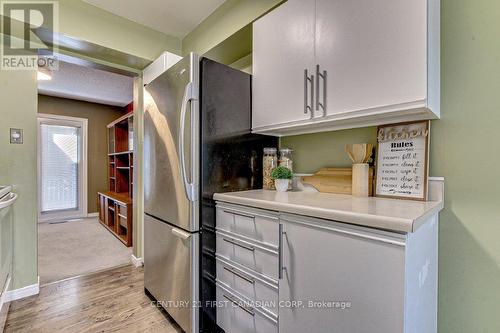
top-left (301, 168), bottom-right (374, 195)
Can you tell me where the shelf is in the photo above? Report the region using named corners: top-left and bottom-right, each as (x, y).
top-left (99, 191), bottom-right (132, 205)
top-left (107, 112), bottom-right (133, 128)
top-left (108, 151), bottom-right (133, 156)
top-left (118, 232), bottom-right (128, 243)
top-left (99, 220), bottom-right (128, 246)
top-left (101, 111), bottom-right (133, 247)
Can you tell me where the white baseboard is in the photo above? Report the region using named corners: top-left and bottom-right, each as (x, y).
top-left (0, 275), bottom-right (11, 309)
top-left (5, 276), bottom-right (40, 302)
top-left (87, 212), bottom-right (99, 218)
top-left (131, 255), bottom-right (143, 268)
top-left (0, 275), bottom-right (11, 332)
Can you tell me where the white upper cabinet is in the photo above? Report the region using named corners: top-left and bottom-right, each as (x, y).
top-left (252, 0), bottom-right (440, 136)
top-left (143, 51), bottom-right (182, 85)
top-left (252, 0), bottom-right (316, 129)
top-left (316, 0), bottom-right (427, 117)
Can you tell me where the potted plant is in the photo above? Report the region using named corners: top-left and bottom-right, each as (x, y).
top-left (271, 166), bottom-right (293, 192)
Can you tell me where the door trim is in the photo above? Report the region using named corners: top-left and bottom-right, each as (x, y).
top-left (37, 113), bottom-right (88, 223)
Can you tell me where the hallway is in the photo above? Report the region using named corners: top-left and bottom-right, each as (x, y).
top-left (38, 218), bottom-right (132, 284)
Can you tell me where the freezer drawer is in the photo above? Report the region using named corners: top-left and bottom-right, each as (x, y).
top-left (144, 214), bottom-right (199, 333)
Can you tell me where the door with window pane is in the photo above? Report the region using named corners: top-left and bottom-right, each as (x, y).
top-left (38, 116), bottom-right (86, 221)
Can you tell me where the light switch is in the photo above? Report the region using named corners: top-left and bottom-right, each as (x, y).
top-left (10, 128), bottom-right (23, 144)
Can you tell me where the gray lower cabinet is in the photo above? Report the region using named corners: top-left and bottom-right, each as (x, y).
top-left (215, 202), bottom-right (438, 333)
top-left (279, 214), bottom-right (406, 333)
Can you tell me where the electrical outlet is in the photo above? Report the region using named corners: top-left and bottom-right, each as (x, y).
top-left (10, 128), bottom-right (23, 144)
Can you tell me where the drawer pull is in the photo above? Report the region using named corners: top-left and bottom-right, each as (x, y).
top-left (223, 294), bottom-right (255, 316)
top-left (223, 266), bottom-right (255, 284)
top-left (278, 223), bottom-right (284, 280)
top-left (223, 210), bottom-right (255, 219)
top-left (223, 238), bottom-right (255, 252)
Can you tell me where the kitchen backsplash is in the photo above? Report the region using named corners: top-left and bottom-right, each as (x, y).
top-left (280, 126), bottom-right (377, 174)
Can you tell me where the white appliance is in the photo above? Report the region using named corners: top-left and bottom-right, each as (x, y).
top-left (0, 185), bottom-right (17, 331)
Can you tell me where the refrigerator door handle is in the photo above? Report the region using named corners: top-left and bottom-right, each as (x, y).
top-left (171, 227), bottom-right (192, 240)
top-left (179, 81), bottom-right (198, 202)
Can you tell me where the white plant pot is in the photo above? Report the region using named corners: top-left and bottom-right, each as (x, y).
top-left (275, 179), bottom-right (289, 192)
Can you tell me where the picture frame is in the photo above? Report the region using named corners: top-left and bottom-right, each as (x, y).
top-left (374, 120), bottom-right (430, 201)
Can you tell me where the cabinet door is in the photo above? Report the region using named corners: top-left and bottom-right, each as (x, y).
top-left (279, 215), bottom-right (406, 333)
top-left (252, 0), bottom-right (316, 131)
top-left (315, 0), bottom-right (427, 117)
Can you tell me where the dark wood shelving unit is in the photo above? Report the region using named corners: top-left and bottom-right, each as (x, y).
top-left (98, 111), bottom-right (134, 247)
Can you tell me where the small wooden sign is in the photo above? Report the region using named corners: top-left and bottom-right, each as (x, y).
top-left (375, 121), bottom-right (430, 201)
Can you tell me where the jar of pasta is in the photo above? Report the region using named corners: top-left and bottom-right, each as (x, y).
top-left (263, 148), bottom-right (278, 190)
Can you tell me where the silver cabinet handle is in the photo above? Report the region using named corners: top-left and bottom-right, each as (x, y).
top-left (223, 294), bottom-right (255, 316)
top-left (223, 210), bottom-right (254, 219)
top-left (223, 237), bottom-right (255, 252)
top-left (304, 69), bottom-right (314, 118)
top-left (316, 64), bottom-right (327, 116)
top-left (179, 81), bottom-right (198, 202)
top-left (223, 266), bottom-right (255, 284)
top-left (278, 223), bottom-right (284, 279)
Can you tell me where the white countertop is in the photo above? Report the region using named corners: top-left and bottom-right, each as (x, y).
top-left (213, 189), bottom-right (444, 233)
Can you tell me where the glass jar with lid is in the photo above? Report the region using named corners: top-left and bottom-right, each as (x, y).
top-left (279, 148), bottom-right (293, 190)
top-left (263, 148), bottom-right (278, 190)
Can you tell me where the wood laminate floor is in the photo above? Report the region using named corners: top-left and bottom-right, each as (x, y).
top-left (4, 265), bottom-right (183, 333)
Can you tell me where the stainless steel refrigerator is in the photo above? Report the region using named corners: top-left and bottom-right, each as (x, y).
top-left (144, 53), bottom-right (277, 333)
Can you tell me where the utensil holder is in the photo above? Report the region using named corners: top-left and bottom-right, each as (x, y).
top-left (352, 163), bottom-right (369, 197)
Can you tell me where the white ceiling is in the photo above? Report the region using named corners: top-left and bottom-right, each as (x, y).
top-left (38, 61), bottom-right (134, 107)
top-left (82, 0), bottom-right (226, 38)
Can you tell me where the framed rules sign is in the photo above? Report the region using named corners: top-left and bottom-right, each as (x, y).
top-left (375, 121), bottom-right (430, 201)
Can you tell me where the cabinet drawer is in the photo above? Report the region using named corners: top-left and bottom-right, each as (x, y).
top-left (216, 283), bottom-right (278, 333)
top-left (216, 205), bottom-right (278, 247)
top-left (216, 230), bottom-right (278, 279)
top-left (216, 256), bottom-right (278, 315)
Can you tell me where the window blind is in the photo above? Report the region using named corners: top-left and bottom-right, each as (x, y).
top-left (40, 124), bottom-right (80, 213)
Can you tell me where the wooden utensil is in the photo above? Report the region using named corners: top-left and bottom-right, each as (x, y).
top-left (301, 168), bottom-right (374, 195)
top-left (345, 144), bottom-right (356, 163)
top-left (363, 143), bottom-right (373, 163)
top-left (352, 144), bottom-right (366, 164)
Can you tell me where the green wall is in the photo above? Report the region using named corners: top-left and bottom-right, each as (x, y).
top-left (0, 70), bottom-right (38, 290)
top-left (57, 0), bottom-right (181, 61)
top-left (280, 0), bottom-right (500, 331)
top-left (182, 0), bottom-right (283, 55)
